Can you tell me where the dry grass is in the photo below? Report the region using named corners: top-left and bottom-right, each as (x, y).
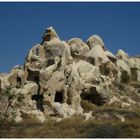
top-left (81, 99), bottom-right (97, 112)
top-left (0, 116), bottom-right (86, 138)
top-left (0, 115), bottom-right (140, 138)
top-left (0, 100), bottom-right (140, 138)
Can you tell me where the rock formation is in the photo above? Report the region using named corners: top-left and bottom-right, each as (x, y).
top-left (0, 27), bottom-right (140, 123)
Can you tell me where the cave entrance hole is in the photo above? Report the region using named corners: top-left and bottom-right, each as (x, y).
top-left (27, 69), bottom-right (40, 83)
top-left (54, 91), bottom-right (64, 103)
top-left (81, 87), bottom-right (106, 106)
top-left (34, 76), bottom-right (39, 84)
top-left (32, 94), bottom-right (44, 112)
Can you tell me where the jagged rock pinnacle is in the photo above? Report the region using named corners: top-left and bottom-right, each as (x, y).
top-left (41, 26), bottom-right (60, 44)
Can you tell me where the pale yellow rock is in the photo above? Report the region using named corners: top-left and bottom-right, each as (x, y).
top-left (1, 26), bottom-right (140, 123)
top-left (87, 35), bottom-right (105, 50)
top-left (116, 59), bottom-right (131, 76)
top-left (86, 44), bottom-right (110, 65)
top-left (116, 49), bottom-right (129, 61)
top-left (68, 38), bottom-right (89, 56)
top-left (42, 26), bottom-right (60, 42)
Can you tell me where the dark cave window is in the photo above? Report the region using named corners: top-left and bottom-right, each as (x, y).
top-left (34, 76), bottom-right (39, 84)
top-left (32, 94), bottom-right (44, 112)
top-left (16, 75), bottom-right (21, 85)
top-left (81, 87), bottom-right (106, 106)
top-left (54, 91), bottom-right (63, 103)
top-left (36, 48), bottom-right (39, 56)
top-left (27, 69), bottom-right (40, 82)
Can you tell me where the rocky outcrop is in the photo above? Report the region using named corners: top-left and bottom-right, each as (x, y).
top-left (0, 27), bottom-right (140, 123)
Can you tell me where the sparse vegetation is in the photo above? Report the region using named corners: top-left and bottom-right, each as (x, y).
top-left (121, 70), bottom-right (130, 83)
top-left (0, 115), bottom-right (140, 138)
top-left (0, 88), bottom-right (14, 138)
top-left (81, 99), bottom-right (97, 112)
top-left (1, 91), bottom-right (140, 138)
top-left (1, 100), bottom-right (139, 138)
top-left (87, 124), bottom-right (120, 138)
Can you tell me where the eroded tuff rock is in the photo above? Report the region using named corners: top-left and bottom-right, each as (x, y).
top-left (0, 27), bottom-right (140, 122)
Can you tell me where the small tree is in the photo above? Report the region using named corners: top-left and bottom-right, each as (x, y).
top-left (0, 87), bottom-right (13, 137)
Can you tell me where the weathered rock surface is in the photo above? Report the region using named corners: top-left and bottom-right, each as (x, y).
top-left (0, 27), bottom-right (140, 122)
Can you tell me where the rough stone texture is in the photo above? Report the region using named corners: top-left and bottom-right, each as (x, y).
top-left (0, 27), bottom-right (140, 122)
top-left (87, 35), bottom-right (105, 50)
top-left (68, 38), bottom-right (89, 57)
top-left (116, 49), bottom-right (129, 61)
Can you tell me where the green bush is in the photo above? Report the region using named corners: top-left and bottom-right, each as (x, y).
top-left (121, 70), bottom-right (130, 83)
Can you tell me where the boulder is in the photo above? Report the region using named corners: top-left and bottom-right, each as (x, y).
top-left (68, 38), bottom-right (89, 57)
top-left (87, 35), bottom-right (105, 50)
top-left (53, 102), bottom-right (76, 118)
top-left (86, 44), bottom-right (110, 66)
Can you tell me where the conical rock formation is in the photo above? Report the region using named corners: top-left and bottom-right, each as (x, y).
top-left (0, 27), bottom-right (140, 122)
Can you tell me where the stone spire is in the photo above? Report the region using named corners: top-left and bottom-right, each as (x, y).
top-left (41, 26), bottom-right (60, 44)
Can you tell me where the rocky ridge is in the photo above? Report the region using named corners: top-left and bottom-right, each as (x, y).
top-left (0, 27), bottom-right (140, 123)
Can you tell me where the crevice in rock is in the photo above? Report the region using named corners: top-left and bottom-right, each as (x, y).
top-left (107, 56), bottom-right (117, 64)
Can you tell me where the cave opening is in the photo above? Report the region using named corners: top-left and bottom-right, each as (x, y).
top-left (32, 94), bottom-right (44, 112)
top-left (27, 69), bottom-right (40, 83)
top-left (81, 87), bottom-right (106, 106)
top-left (54, 91), bottom-right (64, 103)
top-left (16, 75), bottom-right (21, 85)
top-left (34, 76), bottom-right (39, 84)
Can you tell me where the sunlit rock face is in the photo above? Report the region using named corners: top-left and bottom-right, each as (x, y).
top-left (0, 27), bottom-right (140, 123)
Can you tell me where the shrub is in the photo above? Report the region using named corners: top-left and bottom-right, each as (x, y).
top-left (121, 70), bottom-right (130, 83)
top-left (81, 99), bottom-right (97, 112)
top-left (87, 124), bottom-right (120, 138)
